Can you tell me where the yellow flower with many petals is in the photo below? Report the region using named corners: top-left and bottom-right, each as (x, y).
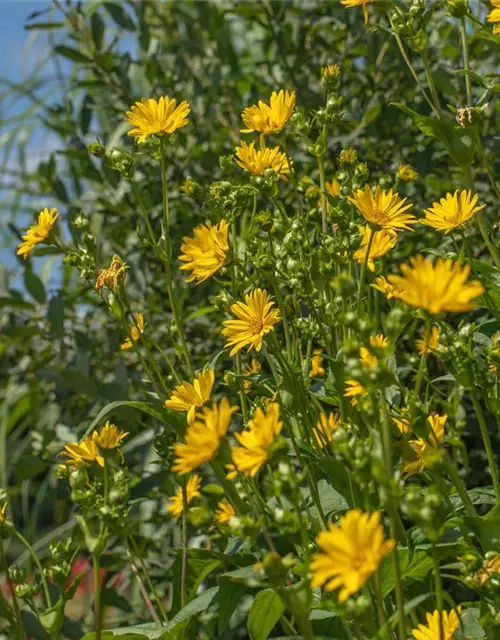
top-left (222, 288), bottom-right (281, 357)
top-left (371, 276), bottom-right (403, 300)
top-left (60, 436), bottom-right (104, 468)
top-left (92, 421), bottom-right (129, 450)
top-left (215, 498), bottom-right (236, 524)
top-left (241, 90), bottom-right (295, 135)
top-left (243, 359), bottom-right (262, 391)
top-left (309, 349), bottom-right (326, 378)
top-left (121, 313), bottom-right (145, 350)
top-left (179, 221), bottom-right (229, 284)
top-left (125, 96), bottom-right (190, 142)
top-left (313, 412), bottom-right (341, 448)
top-left (340, 0), bottom-right (370, 24)
top-left (165, 369), bottom-right (215, 425)
top-left (397, 164), bottom-right (418, 182)
top-left (411, 608), bottom-right (461, 640)
top-left (310, 509), bottom-right (395, 601)
top-left (17, 208), bottom-right (59, 260)
top-left (393, 407), bottom-right (411, 435)
top-left (349, 186), bottom-right (416, 232)
top-left (423, 190), bottom-right (485, 234)
top-left (403, 414), bottom-right (447, 475)
top-left (234, 141), bottom-right (291, 179)
top-left (231, 403), bottom-right (283, 477)
top-left (388, 255), bottom-right (484, 315)
top-left (95, 255), bottom-right (126, 293)
top-left (416, 325), bottom-right (440, 356)
top-left (171, 397), bottom-right (238, 475)
top-left (344, 379), bottom-right (366, 406)
top-left (354, 225), bottom-right (398, 272)
top-left (168, 475), bottom-right (201, 519)
top-left (487, 1), bottom-right (500, 35)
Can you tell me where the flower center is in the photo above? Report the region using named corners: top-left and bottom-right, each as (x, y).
top-left (250, 318), bottom-right (264, 335)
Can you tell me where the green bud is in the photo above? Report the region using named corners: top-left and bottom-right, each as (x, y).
top-left (446, 0), bottom-right (468, 18)
top-left (87, 141), bottom-right (106, 157)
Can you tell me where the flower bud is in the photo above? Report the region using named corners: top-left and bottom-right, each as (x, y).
top-left (87, 141), bottom-right (106, 157)
top-left (446, 0), bottom-right (468, 18)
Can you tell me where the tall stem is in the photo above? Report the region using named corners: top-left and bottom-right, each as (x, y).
top-left (415, 317), bottom-right (431, 397)
top-left (317, 136), bottom-right (328, 234)
top-left (422, 50), bottom-right (443, 118)
top-left (432, 543), bottom-right (445, 640)
top-left (129, 535), bottom-right (169, 624)
top-left (444, 456), bottom-right (478, 519)
top-left (459, 18), bottom-right (472, 105)
top-left (470, 388), bottom-right (500, 500)
top-left (181, 484), bottom-right (188, 609)
top-left (356, 226), bottom-right (375, 313)
top-left (0, 538), bottom-right (22, 638)
top-left (93, 553), bottom-right (102, 640)
top-left (393, 33), bottom-right (438, 116)
top-left (13, 530), bottom-right (52, 608)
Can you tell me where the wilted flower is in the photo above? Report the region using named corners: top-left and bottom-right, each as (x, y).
top-left (411, 608), bottom-right (461, 640)
top-left (179, 221), bottom-right (229, 284)
top-left (167, 475), bottom-right (201, 519)
top-left (121, 313), bottom-right (145, 350)
top-left (243, 359), bottom-right (262, 391)
top-left (487, 1), bottom-right (500, 35)
top-left (416, 325), bottom-right (440, 356)
top-left (235, 141), bottom-right (291, 179)
top-left (475, 553), bottom-right (500, 586)
top-left (222, 289), bottom-right (281, 357)
top-left (388, 256), bottom-right (484, 314)
top-left (240, 90), bottom-right (295, 135)
top-left (349, 186), bottom-right (416, 232)
top-left (309, 349), bottom-right (326, 378)
top-left (310, 510), bottom-right (395, 600)
top-left (95, 255), bottom-right (126, 293)
top-left (397, 164), bottom-right (418, 182)
top-left (423, 190), bottom-right (485, 233)
top-left (125, 96), bottom-right (190, 142)
top-left (354, 226), bottom-right (398, 272)
top-left (313, 412), bottom-right (341, 448)
top-left (231, 403), bottom-right (283, 477)
top-left (17, 207), bottom-right (59, 260)
top-left (165, 369), bottom-right (215, 425)
top-left (215, 498), bottom-right (236, 524)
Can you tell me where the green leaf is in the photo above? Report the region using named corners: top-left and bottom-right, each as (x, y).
top-left (0, 296), bottom-right (35, 310)
top-left (164, 586), bottom-right (219, 635)
top-left (54, 45), bottom-right (92, 63)
top-left (25, 21), bottom-right (66, 30)
top-left (91, 12), bottom-right (105, 49)
top-left (247, 589), bottom-right (285, 640)
top-left (104, 3), bottom-right (136, 30)
top-left (170, 549), bottom-right (222, 614)
top-left (456, 608), bottom-right (486, 639)
top-left (217, 577), bottom-right (248, 635)
top-left (24, 269), bottom-right (46, 304)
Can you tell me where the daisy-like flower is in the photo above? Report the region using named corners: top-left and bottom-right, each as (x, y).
top-left (222, 288), bottom-right (281, 357)
top-left (167, 475), bottom-right (201, 519)
top-left (241, 90), bottom-right (295, 135)
top-left (397, 164), bottom-right (418, 182)
top-left (354, 225), bottom-right (398, 272)
top-left (121, 313), bottom-right (145, 350)
top-left (370, 334), bottom-right (388, 349)
top-left (60, 436), bottom-right (104, 468)
top-left (215, 498), bottom-right (236, 524)
top-left (340, 0), bottom-right (370, 24)
top-left (403, 414), bottom-right (447, 475)
top-left (92, 421), bottom-right (129, 450)
top-left (171, 397), bottom-right (238, 475)
top-left (179, 221), bottom-right (229, 284)
top-left (164, 369), bottom-right (215, 425)
top-left (344, 379), bottom-right (366, 406)
top-left (309, 349), bottom-right (326, 378)
top-left (416, 325), bottom-right (440, 356)
top-left (234, 141), bottom-right (291, 179)
top-left (313, 412), bottom-right (341, 448)
top-left (371, 275), bottom-right (403, 300)
top-left (243, 359), bottom-right (262, 392)
top-left (411, 608), bottom-right (461, 640)
top-left (475, 553), bottom-right (500, 586)
top-left (125, 96), bottom-right (190, 143)
top-left (310, 509), bottom-right (395, 601)
top-left (423, 190), bottom-right (485, 234)
top-left (17, 207), bottom-right (59, 260)
top-left (392, 407), bottom-right (411, 435)
top-left (349, 186), bottom-right (416, 232)
top-left (487, 1), bottom-right (500, 35)
top-left (387, 255), bottom-right (484, 315)
top-left (231, 402), bottom-right (283, 477)
top-left (95, 255), bottom-right (126, 293)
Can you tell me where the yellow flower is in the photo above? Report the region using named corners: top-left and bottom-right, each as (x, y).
top-left (397, 164), bottom-right (418, 182)
top-left (243, 359), bottom-right (262, 392)
top-left (60, 436), bottom-right (104, 468)
top-left (235, 141), bottom-right (291, 179)
top-left (17, 207), bottom-right (59, 260)
top-left (339, 146), bottom-right (358, 166)
top-left (313, 412), bottom-right (341, 448)
top-left (354, 225), bottom-right (398, 272)
top-left (326, 178), bottom-right (341, 197)
top-left (349, 186), bottom-right (416, 232)
top-left (387, 255), bottom-right (484, 315)
top-left (222, 288), bottom-right (281, 357)
top-left (125, 96), bottom-right (190, 142)
top-left (179, 220), bottom-right (229, 284)
top-left (225, 463), bottom-right (238, 481)
top-left (360, 347), bottom-right (378, 369)
top-left (322, 64), bottom-right (341, 79)
top-left (92, 421), bottom-right (129, 450)
top-left (310, 509), bottom-right (395, 601)
top-left (403, 414), bottom-right (447, 475)
top-left (475, 553), bottom-right (500, 586)
top-left (0, 502), bottom-right (7, 524)
top-left (411, 608), bottom-right (461, 640)
top-left (344, 380), bottom-right (366, 406)
top-left (416, 325), bottom-right (440, 356)
top-left (487, 1), bottom-right (500, 34)
top-left (215, 498), bottom-right (236, 524)
top-left (231, 402), bottom-right (283, 477)
top-left (393, 408), bottom-right (411, 435)
top-left (241, 90), bottom-right (295, 135)
top-left (171, 397), bottom-right (238, 475)
top-left (371, 275), bottom-right (403, 300)
top-left (309, 349), bottom-right (326, 378)
top-left (168, 474), bottom-right (201, 519)
top-left (164, 369), bottom-right (215, 425)
top-left (95, 255), bottom-right (126, 293)
top-left (340, 0), bottom-right (370, 24)
top-left (370, 334), bottom-right (388, 349)
top-left (423, 190), bottom-right (485, 234)
top-left (121, 313), bottom-right (145, 350)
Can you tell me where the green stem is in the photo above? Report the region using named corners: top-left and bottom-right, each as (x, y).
top-left (415, 317), bottom-right (431, 396)
top-left (0, 538), bottom-right (22, 638)
top-left (374, 569), bottom-right (386, 629)
top-left (459, 18), bottom-right (472, 105)
top-left (317, 140), bottom-right (328, 234)
top-left (93, 553), bottom-right (102, 640)
top-left (131, 180), bottom-right (157, 248)
top-left (470, 388), bottom-right (500, 500)
top-left (231, 221), bottom-right (249, 422)
top-left (422, 49), bottom-right (443, 117)
top-left (13, 530), bottom-right (51, 608)
top-left (181, 484), bottom-right (188, 609)
top-left (444, 456), bottom-right (478, 518)
top-left (129, 536), bottom-right (168, 623)
top-left (393, 33), bottom-right (438, 116)
top-left (356, 226), bottom-right (375, 313)
top-left (432, 543), bottom-right (445, 640)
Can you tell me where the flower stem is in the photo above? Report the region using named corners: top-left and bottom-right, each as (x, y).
top-left (432, 543), bottom-right (445, 640)
top-left (393, 33), bottom-right (438, 116)
top-left (415, 317), bottom-right (431, 396)
top-left (318, 143), bottom-right (328, 234)
top-left (356, 226), bottom-right (375, 313)
top-left (0, 538), bottom-right (23, 638)
top-left (93, 553), bottom-right (102, 640)
top-left (444, 456), bottom-right (478, 519)
top-left (181, 484), bottom-right (188, 609)
top-left (13, 529), bottom-right (52, 608)
top-left (421, 49), bottom-right (443, 118)
top-left (128, 535), bottom-right (168, 624)
top-left (469, 388), bottom-right (500, 500)
top-left (459, 18), bottom-right (472, 105)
